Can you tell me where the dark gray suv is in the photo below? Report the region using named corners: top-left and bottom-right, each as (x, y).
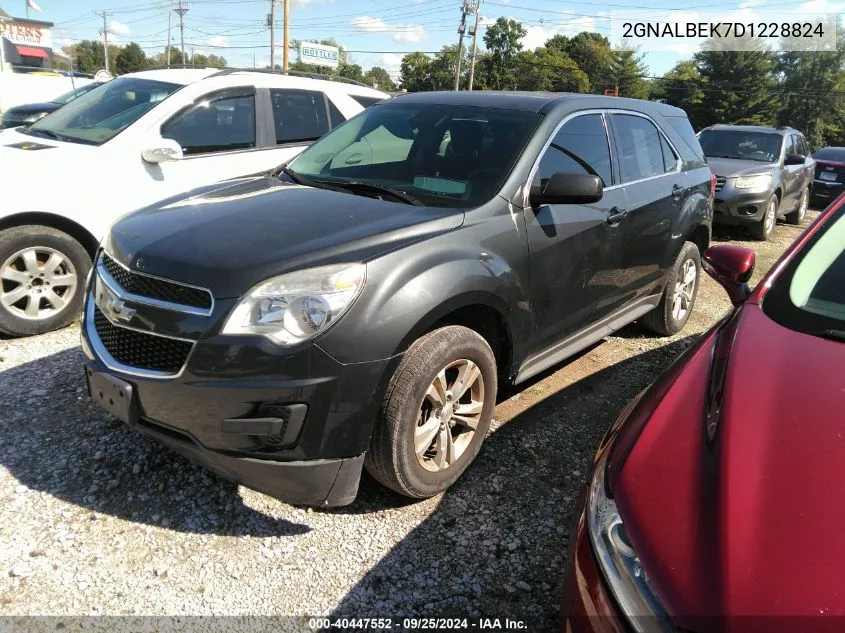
top-left (699, 124), bottom-right (814, 240)
top-left (81, 92), bottom-right (713, 506)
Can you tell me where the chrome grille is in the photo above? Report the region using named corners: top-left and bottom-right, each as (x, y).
top-left (101, 253), bottom-right (212, 311)
top-left (714, 176), bottom-right (726, 193)
top-left (93, 306), bottom-right (193, 374)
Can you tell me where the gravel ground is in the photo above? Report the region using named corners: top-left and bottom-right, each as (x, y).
top-left (0, 211), bottom-right (819, 631)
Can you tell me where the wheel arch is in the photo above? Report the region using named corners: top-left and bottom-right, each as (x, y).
top-left (0, 212), bottom-right (99, 259)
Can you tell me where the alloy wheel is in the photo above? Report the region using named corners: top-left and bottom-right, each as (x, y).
top-left (415, 358), bottom-right (485, 472)
top-left (764, 199), bottom-right (777, 235)
top-left (798, 191), bottom-right (808, 223)
top-left (0, 246), bottom-right (77, 320)
top-left (671, 257), bottom-right (697, 322)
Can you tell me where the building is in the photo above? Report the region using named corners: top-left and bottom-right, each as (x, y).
top-left (0, 7), bottom-right (54, 69)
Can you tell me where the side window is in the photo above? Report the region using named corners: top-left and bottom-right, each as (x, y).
top-left (537, 113), bottom-right (612, 187)
top-left (799, 136), bottom-right (809, 156)
top-left (270, 89), bottom-right (330, 144)
top-left (612, 114), bottom-right (665, 183)
top-left (328, 99), bottom-right (345, 128)
top-left (785, 134), bottom-right (796, 156)
top-left (660, 134), bottom-right (679, 172)
top-left (161, 91), bottom-right (255, 156)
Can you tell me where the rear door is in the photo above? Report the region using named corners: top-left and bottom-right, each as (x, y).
top-left (594, 111), bottom-right (681, 316)
top-left (524, 111), bottom-right (627, 354)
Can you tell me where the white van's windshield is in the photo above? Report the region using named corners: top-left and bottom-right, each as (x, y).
top-left (27, 77), bottom-right (181, 145)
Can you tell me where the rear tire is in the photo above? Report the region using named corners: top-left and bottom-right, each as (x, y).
top-left (365, 326), bottom-right (497, 499)
top-left (785, 188), bottom-right (809, 225)
top-left (0, 225), bottom-right (91, 337)
top-left (639, 241), bottom-right (701, 336)
top-left (750, 195), bottom-right (778, 241)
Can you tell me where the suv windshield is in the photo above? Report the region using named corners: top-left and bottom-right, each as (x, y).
top-left (699, 129), bottom-right (783, 163)
top-left (28, 77), bottom-right (181, 145)
top-left (286, 103), bottom-right (542, 208)
top-left (763, 205), bottom-right (845, 339)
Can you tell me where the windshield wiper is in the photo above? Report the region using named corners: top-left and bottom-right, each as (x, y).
top-left (277, 164), bottom-right (309, 185)
top-left (26, 128), bottom-right (65, 141)
top-left (813, 328), bottom-right (845, 343)
top-left (313, 180), bottom-right (423, 206)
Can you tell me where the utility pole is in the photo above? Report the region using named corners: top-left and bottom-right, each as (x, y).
top-left (467, 0), bottom-right (481, 91)
top-left (268, 0), bottom-right (275, 69)
top-left (282, 0), bottom-right (290, 71)
top-left (174, 1), bottom-right (188, 66)
top-left (454, 0), bottom-right (473, 91)
top-left (166, 4), bottom-right (172, 67)
top-left (95, 10), bottom-right (112, 73)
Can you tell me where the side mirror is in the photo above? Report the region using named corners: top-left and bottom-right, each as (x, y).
top-left (141, 138), bottom-right (183, 163)
top-left (785, 153), bottom-right (806, 166)
top-left (531, 172), bottom-right (603, 207)
top-left (702, 245), bottom-right (756, 306)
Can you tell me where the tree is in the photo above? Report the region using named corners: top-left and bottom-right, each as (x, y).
top-left (363, 66), bottom-right (395, 91)
top-left (652, 60), bottom-right (705, 127)
top-left (611, 46), bottom-right (650, 99)
top-left (338, 63), bottom-right (365, 83)
top-left (483, 17), bottom-right (526, 90)
top-left (428, 44), bottom-right (472, 90)
top-left (63, 40), bottom-right (121, 74)
top-left (515, 47), bottom-right (589, 93)
top-left (694, 41), bottom-right (780, 128)
top-left (399, 51), bottom-right (432, 92)
top-left (190, 52), bottom-right (227, 67)
top-left (563, 32), bottom-right (614, 92)
top-left (115, 42), bottom-right (147, 75)
top-left (147, 46), bottom-right (186, 67)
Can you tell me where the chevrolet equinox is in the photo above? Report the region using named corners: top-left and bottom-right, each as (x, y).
top-left (82, 92), bottom-right (713, 507)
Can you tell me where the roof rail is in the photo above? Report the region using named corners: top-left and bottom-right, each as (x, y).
top-left (139, 64), bottom-right (223, 71)
top-left (206, 67), bottom-right (374, 88)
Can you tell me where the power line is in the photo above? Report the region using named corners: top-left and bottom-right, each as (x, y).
top-left (94, 10), bottom-right (113, 73)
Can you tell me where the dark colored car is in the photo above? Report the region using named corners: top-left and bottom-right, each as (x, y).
top-left (811, 146), bottom-right (845, 205)
top-left (562, 199), bottom-right (845, 632)
top-left (0, 82), bottom-right (102, 129)
top-left (80, 91), bottom-right (713, 507)
top-left (700, 124), bottom-right (813, 241)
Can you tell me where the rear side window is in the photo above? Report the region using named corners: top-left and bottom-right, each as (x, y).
top-left (270, 89), bottom-right (330, 144)
top-left (612, 113), bottom-right (665, 183)
top-left (660, 135), bottom-right (678, 172)
top-left (665, 115), bottom-right (705, 161)
top-left (162, 89), bottom-right (256, 156)
top-left (538, 113), bottom-right (612, 187)
top-left (785, 135), bottom-right (796, 155)
top-left (350, 95), bottom-right (386, 108)
top-left (328, 99), bottom-right (345, 128)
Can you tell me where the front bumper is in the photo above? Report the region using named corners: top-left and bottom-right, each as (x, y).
top-left (712, 186), bottom-right (772, 225)
top-left (81, 279), bottom-right (395, 507)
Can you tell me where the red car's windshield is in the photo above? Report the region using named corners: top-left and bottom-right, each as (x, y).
top-left (763, 205), bottom-right (845, 338)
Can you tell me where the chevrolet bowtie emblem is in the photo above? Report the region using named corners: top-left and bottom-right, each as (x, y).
top-left (95, 278), bottom-right (136, 325)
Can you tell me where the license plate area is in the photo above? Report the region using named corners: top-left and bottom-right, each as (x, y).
top-left (820, 172), bottom-right (838, 181)
top-left (85, 365), bottom-right (138, 425)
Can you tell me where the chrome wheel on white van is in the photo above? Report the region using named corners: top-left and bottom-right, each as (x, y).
top-left (0, 226), bottom-right (91, 337)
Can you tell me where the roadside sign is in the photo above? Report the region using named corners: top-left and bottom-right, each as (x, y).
top-left (94, 69), bottom-right (112, 82)
top-left (298, 42), bottom-right (339, 69)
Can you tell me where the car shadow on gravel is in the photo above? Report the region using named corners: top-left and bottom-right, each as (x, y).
top-left (0, 346), bottom-right (309, 537)
top-left (327, 336), bottom-right (698, 631)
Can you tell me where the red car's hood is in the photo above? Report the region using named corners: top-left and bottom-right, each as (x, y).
top-left (615, 305), bottom-right (845, 631)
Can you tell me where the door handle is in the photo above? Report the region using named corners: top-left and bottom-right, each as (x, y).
top-left (672, 184), bottom-right (686, 198)
top-left (607, 208), bottom-right (628, 225)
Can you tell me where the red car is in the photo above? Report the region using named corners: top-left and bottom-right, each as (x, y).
top-left (562, 197), bottom-right (845, 633)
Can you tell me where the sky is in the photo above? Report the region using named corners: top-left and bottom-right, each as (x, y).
top-left (8, 0), bottom-right (845, 82)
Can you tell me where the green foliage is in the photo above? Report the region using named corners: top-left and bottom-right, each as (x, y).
top-left (611, 47), bottom-right (650, 99)
top-left (562, 32), bottom-right (614, 92)
top-left (62, 40), bottom-right (120, 74)
top-left (400, 51), bottom-right (433, 92)
top-left (363, 66), bottom-right (396, 91)
top-left (115, 43), bottom-right (146, 75)
top-left (483, 17), bottom-right (526, 89)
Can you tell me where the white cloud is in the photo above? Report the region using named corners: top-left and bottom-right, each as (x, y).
top-left (208, 35), bottom-right (230, 48)
top-left (520, 16), bottom-right (595, 50)
top-left (108, 20), bottom-right (131, 37)
top-left (351, 16), bottom-right (425, 43)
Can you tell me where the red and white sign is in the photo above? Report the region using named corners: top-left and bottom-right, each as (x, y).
top-left (0, 20), bottom-right (52, 49)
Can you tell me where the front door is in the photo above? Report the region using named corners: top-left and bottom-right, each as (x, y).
top-left (524, 112), bottom-right (626, 355)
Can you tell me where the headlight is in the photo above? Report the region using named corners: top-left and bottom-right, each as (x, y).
top-left (23, 112), bottom-right (48, 124)
top-left (588, 448), bottom-right (674, 632)
top-left (222, 263), bottom-right (366, 346)
top-left (734, 174), bottom-right (772, 190)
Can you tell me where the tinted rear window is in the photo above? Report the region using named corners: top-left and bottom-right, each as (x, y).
top-left (813, 147), bottom-right (845, 162)
top-left (350, 95), bottom-right (386, 108)
top-left (664, 115), bottom-right (705, 161)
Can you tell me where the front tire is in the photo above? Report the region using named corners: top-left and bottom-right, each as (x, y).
top-left (785, 187), bottom-right (809, 225)
top-left (365, 326), bottom-right (498, 499)
top-left (0, 226), bottom-right (91, 337)
top-left (750, 195), bottom-right (778, 241)
top-left (639, 241), bottom-right (701, 336)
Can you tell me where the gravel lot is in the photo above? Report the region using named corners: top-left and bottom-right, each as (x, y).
top-left (0, 211), bottom-right (819, 631)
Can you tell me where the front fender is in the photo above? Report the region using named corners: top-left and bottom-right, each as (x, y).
top-left (317, 220), bottom-right (530, 365)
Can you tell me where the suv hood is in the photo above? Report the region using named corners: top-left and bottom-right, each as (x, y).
top-left (614, 306), bottom-right (845, 630)
top-left (105, 176), bottom-right (465, 298)
top-left (5, 102), bottom-right (61, 115)
top-left (706, 156), bottom-right (778, 177)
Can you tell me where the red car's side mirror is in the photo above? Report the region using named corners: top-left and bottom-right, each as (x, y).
top-left (702, 245), bottom-right (756, 306)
